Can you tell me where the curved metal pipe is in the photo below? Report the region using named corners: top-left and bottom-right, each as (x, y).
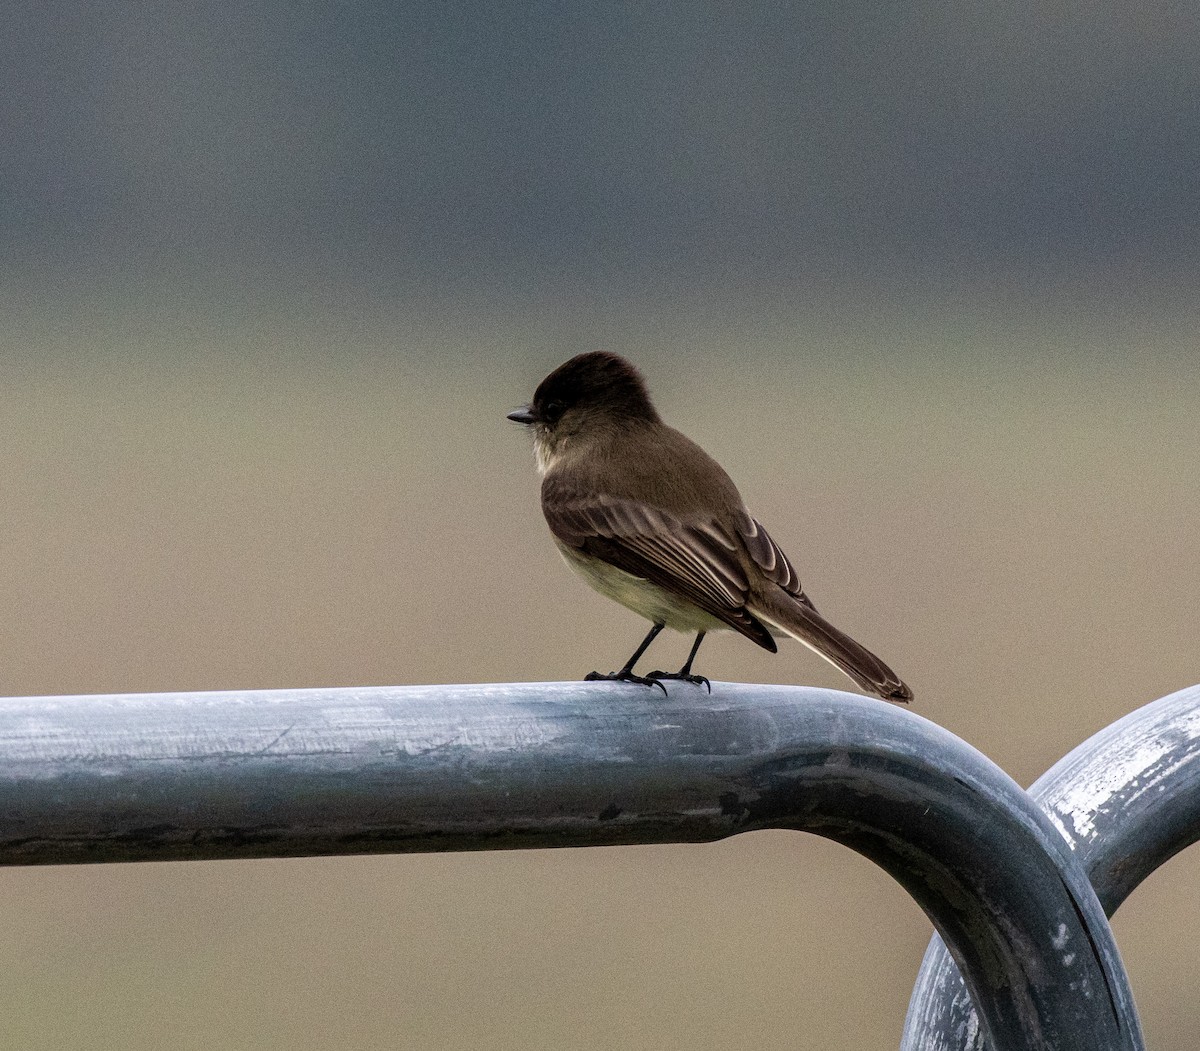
top-left (0, 681), bottom-right (1142, 1050)
top-left (903, 683), bottom-right (1200, 1050)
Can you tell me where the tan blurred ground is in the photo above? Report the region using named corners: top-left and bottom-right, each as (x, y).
top-left (1, 287), bottom-right (1197, 1048)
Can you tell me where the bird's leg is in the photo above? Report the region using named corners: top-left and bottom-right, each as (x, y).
top-left (648, 632), bottom-right (711, 692)
top-left (586, 622), bottom-right (668, 695)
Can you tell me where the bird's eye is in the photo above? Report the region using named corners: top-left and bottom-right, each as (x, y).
top-left (543, 399), bottom-right (566, 421)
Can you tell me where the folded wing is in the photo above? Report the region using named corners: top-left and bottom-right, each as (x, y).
top-left (544, 488), bottom-right (777, 650)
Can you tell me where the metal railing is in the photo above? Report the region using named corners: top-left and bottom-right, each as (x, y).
top-left (903, 682), bottom-right (1200, 1049)
top-left (1, 679), bottom-right (1196, 1049)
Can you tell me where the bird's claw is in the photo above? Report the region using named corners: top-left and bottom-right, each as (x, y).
top-left (647, 671), bottom-right (712, 693)
top-left (585, 670), bottom-right (669, 696)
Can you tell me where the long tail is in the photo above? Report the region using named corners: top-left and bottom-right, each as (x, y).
top-left (750, 595), bottom-right (913, 703)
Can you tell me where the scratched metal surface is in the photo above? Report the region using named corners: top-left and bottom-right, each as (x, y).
top-left (0, 680), bottom-right (1142, 1050)
top-left (903, 682), bottom-right (1200, 1050)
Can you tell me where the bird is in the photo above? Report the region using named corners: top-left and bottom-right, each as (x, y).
top-left (507, 351), bottom-right (912, 702)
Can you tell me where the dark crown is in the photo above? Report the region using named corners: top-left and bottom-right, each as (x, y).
top-left (531, 352), bottom-right (658, 423)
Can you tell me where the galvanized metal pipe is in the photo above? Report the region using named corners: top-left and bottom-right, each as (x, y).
top-left (902, 682), bottom-right (1200, 1050)
top-left (0, 681), bottom-right (1142, 1050)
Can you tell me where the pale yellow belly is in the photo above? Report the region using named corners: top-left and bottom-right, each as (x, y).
top-left (555, 541), bottom-right (726, 634)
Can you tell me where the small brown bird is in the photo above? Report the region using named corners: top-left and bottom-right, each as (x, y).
top-left (507, 352), bottom-right (912, 702)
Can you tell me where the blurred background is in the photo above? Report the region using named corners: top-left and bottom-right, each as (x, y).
top-left (3, 3), bottom-right (1199, 1047)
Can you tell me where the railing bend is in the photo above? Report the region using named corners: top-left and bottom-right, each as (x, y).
top-left (903, 682), bottom-right (1200, 1049)
top-left (0, 680), bottom-right (1168, 1050)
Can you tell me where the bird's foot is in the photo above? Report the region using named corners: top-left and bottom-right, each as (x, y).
top-left (647, 670), bottom-right (712, 693)
top-left (585, 670), bottom-right (668, 696)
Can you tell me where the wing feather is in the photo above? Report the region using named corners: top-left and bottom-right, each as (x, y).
top-left (543, 486), bottom-right (775, 649)
top-left (733, 509), bottom-right (808, 602)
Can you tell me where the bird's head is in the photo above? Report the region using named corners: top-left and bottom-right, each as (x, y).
top-left (507, 352), bottom-right (659, 471)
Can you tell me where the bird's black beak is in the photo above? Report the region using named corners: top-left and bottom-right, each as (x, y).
top-left (506, 406), bottom-right (538, 424)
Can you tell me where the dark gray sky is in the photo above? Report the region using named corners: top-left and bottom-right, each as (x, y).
top-left (5, 2), bottom-right (1199, 302)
